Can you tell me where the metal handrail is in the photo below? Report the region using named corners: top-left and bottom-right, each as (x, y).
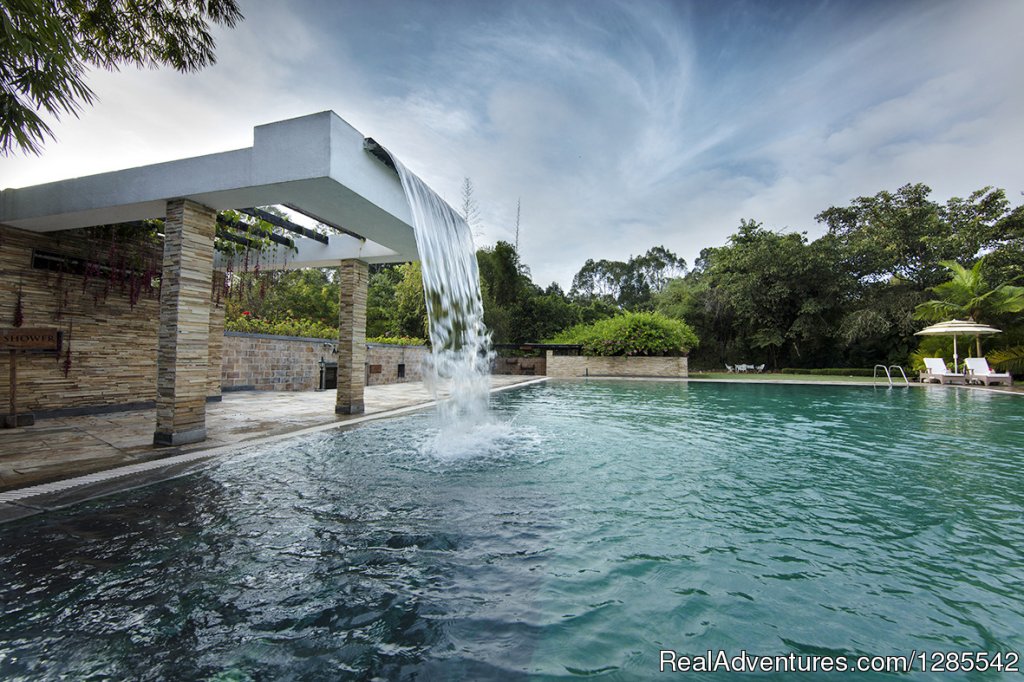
top-left (889, 365), bottom-right (910, 386)
top-left (874, 364), bottom-right (910, 387)
top-left (873, 364), bottom-right (892, 386)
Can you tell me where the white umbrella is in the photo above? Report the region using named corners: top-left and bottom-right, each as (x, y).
top-left (914, 319), bottom-right (1002, 370)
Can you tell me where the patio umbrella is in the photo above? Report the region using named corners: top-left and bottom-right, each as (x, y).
top-left (914, 319), bottom-right (1002, 370)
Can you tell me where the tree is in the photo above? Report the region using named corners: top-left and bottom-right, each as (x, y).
top-left (366, 265), bottom-right (402, 337)
top-left (476, 240), bottom-right (534, 343)
top-left (815, 183), bottom-right (1013, 287)
top-left (229, 268), bottom-right (337, 325)
top-left (459, 177), bottom-right (482, 236)
top-left (392, 261), bottom-right (428, 339)
top-left (2, 0), bottom-right (243, 155)
top-left (477, 241), bottom-right (527, 308)
top-left (679, 221), bottom-right (849, 369)
top-left (569, 246), bottom-right (685, 309)
top-left (914, 258), bottom-right (1024, 355)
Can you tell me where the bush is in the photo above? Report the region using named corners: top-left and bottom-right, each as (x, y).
top-left (548, 311), bottom-right (698, 356)
top-left (367, 335), bottom-right (428, 346)
top-left (226, 316), bottom-right (428, 346)
top-left (226, 315), bottom-right (337, 339)
top-left (779, 368), bottom-right (876, 377)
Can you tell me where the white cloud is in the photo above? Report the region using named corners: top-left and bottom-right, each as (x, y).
top-left (3, 0), bottom-right (1023, 289)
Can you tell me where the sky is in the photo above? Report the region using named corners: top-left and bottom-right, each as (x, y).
top-left (2, 0), bottom-right (1023, 288)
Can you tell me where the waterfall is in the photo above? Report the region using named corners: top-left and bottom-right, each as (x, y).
top-left (392, 159), bottom-right (494, 431)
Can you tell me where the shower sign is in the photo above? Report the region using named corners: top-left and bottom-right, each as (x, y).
top-left (0, 328), bottom-right (61, 351)
top-left (2, 327), bottom-right (62, 428)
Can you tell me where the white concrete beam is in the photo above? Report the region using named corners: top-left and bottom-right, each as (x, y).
top-left (0, 111), bottom-right (417, 263)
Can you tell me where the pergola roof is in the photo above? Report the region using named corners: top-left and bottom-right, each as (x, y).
top-left (0, 111), bottom-right (416, 267)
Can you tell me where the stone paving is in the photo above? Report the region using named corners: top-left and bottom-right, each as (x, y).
top-left (0, 376), bottom-right (537, 494)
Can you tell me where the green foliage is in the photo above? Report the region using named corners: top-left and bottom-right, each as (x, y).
top-left (910, 256), bottom-right (1024, 359)
top-left (226, 268), bottom-right (337, 325)
top-left (676, 221), bottom-right (849, 369)
top-left (476, 240), bottom-right (593, 344)
top-left (2, 0), bottom-right (242, 155)
top-left (988, 346), bottom-right (1024, 373)
top-left (366, 266), bottom-right (402, 337)
top-left (549, 312), bottom-right (698, 357)
top-left (913, 258), bottom-right (1024, 324)
top-left (569, 246), bottom-right (686, 309)
top-left (218, 181), bottom-right (1022, 375)
top-left (215, 209), bottom-right (295, 258)
top-left (367, 335), bottom-right (428, 346)
top-left (815, 183), bottom-right (1012, 287)
top-left (362, 263), bottom-right (429, 339)
top-left (393, 262), bottom-right (428, 339)
top-left (226, 316), bottom-right (337, 339)
top-left (779, 368), bottom-right (876, 377)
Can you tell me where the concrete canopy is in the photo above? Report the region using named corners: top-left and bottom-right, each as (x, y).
top-left (0, 111), bottom-right (415, 267)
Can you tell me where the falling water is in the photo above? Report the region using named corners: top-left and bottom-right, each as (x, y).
top-left (392, 159), bottom-right (494, 442)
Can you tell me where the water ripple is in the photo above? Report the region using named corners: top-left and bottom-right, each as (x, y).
top-left (1, 381), bottom-right (1022, 680)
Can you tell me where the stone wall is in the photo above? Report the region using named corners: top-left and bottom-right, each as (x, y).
top-left (545, 351), bottom-right (688, 378)
top-left (0, 224), bottom-right (225, 415)
top-left (492, 354), bottom-right (546, 376)
top-left (221, 333), bottom-right (428, 391)
top-left (365, 343), bottom-right (428, 386)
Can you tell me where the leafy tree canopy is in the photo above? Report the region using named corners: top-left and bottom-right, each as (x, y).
top-left (569, 246), bottom-right (685, 309)
top-left (815, 183), bottom-right (1014, 287)
top-left (2, 0), bottom-right (242, 155)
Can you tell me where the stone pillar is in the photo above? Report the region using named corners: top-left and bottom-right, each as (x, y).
top-left (207, 271), bottom-right (226, 401)
top-left (154, 199), bottom-right (216, 446)
top-left (336, 259), bottom-right (368, 414)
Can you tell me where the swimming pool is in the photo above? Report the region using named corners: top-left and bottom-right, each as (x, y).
top-left (1, 380), bottom-right (1022, 679)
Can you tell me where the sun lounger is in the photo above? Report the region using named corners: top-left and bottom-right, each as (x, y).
top-left (920, 357), bottom-right (965, 385)
top-left (963, 357), bottom-right (1013, 387)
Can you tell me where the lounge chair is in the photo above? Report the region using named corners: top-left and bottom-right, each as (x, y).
top-left (725, 364), bottom-right (734, 373)
top-left (755, 364), bottom-right (765, 373)
top-left (920, 357), bottom-right (965, 384)
top-left (964, 357), bottom-right (1013, 387)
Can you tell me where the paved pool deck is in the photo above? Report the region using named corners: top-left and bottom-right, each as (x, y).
top-left (0, 376), bottom-right (542, 511)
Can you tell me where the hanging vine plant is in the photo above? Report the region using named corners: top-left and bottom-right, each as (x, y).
top-left (62, 318), bottom-right (73, 379)
top-left (38, 207), bottom-right (310, 338)
top-left (215, 207), bottom-right (301, 311)
top-left (13, 278), bottom-right (24, 327)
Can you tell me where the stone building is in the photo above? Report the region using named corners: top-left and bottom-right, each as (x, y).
top-left (1, 112), bottom-right (418, 445)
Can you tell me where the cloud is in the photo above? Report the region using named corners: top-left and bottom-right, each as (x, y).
top-left (3, 0), bottom-right (1023, 289)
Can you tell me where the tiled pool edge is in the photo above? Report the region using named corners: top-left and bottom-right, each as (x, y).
top-left (0, 377), bottom-right (551, 523)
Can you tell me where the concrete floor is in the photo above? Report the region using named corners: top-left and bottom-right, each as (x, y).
top-left (0, 375), bottom-right (538, 495)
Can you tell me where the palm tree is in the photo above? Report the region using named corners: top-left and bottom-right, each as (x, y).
top-left (989, 346), bottom-right (1024, 373)
top-left (914, 259), bottom-right (1024, 356)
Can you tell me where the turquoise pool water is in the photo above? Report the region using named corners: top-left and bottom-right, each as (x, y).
top-left (1, 381), bottom-right (1022, 680)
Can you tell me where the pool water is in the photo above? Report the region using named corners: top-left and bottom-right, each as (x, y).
top-left (1, 381), bottom-right (1022, 680)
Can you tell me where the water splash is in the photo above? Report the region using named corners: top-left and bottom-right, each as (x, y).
top-left (392, 158), bottom-right (494, 436)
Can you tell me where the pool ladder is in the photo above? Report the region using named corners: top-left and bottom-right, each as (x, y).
top-left (873, 364), bottom-right (910, 386)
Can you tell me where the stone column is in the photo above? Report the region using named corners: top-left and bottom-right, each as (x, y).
top-left (154, 199), bottom-right (216, 446)
top-left (336, 259), bottom-right (368, 414)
